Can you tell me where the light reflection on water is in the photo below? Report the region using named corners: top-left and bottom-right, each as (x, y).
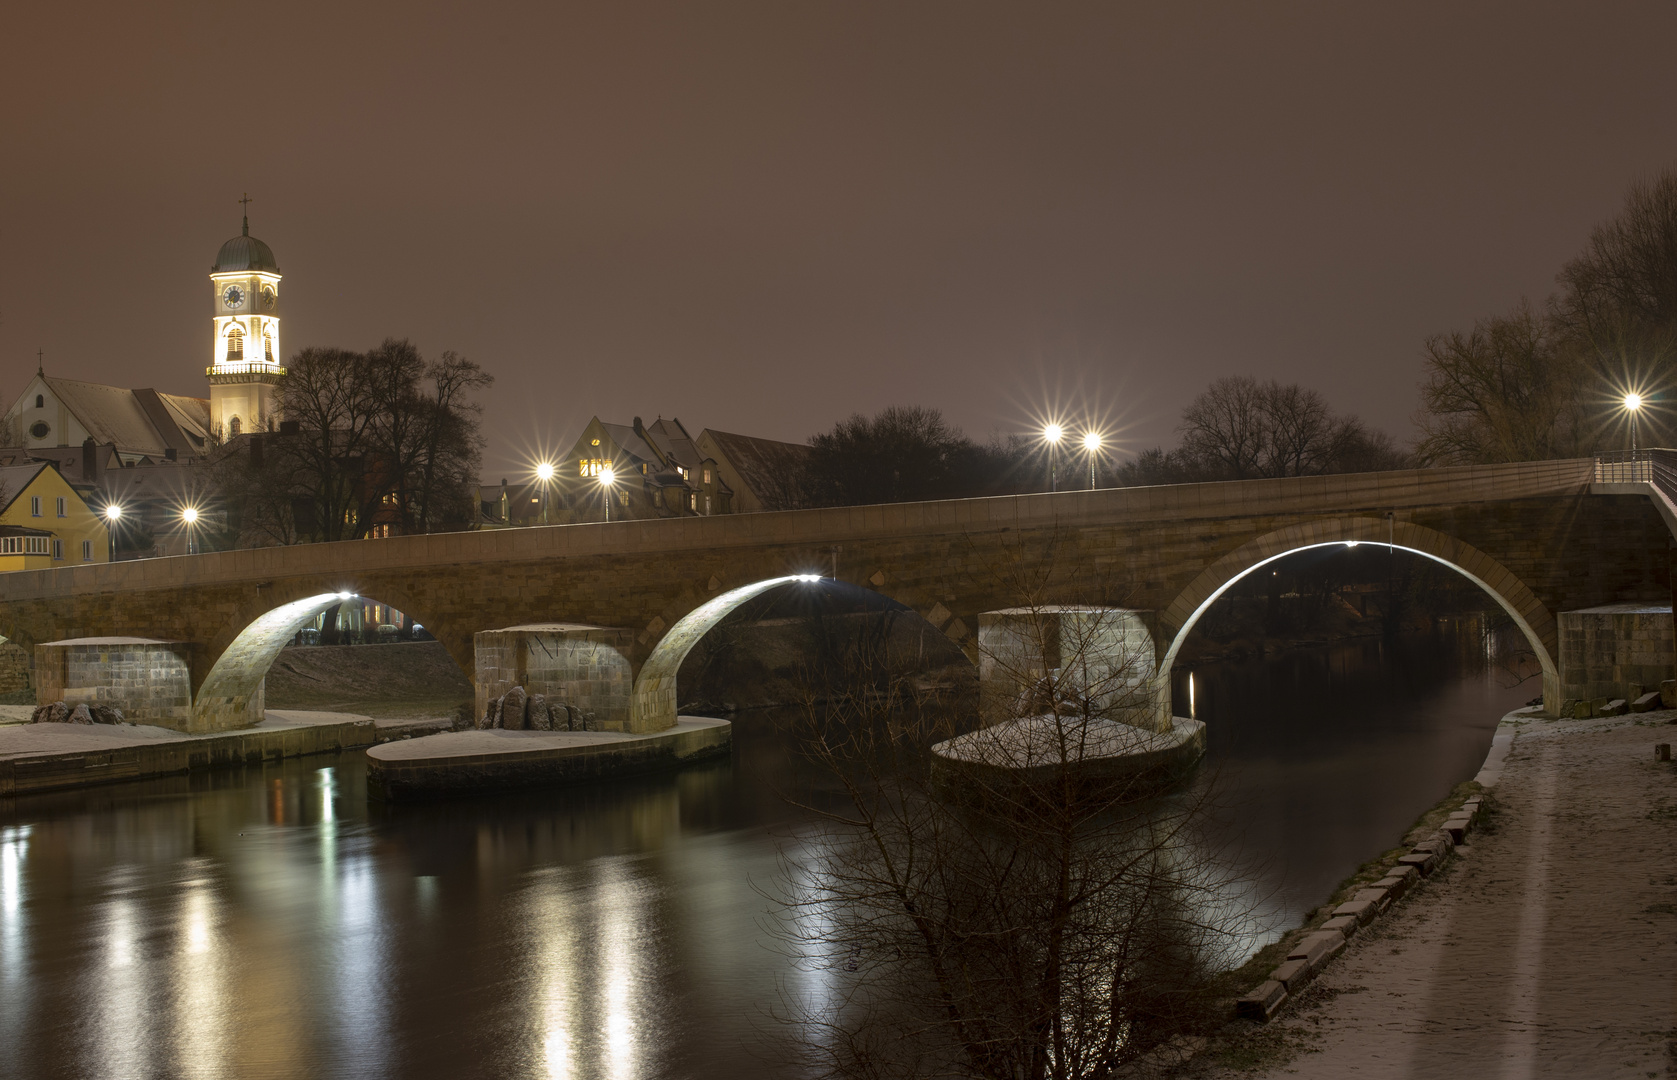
top-left (0, 626), bottom-right (1527, 1079)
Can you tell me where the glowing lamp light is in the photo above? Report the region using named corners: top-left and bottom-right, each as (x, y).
top-left (535, 461), bottom-right (555, 482)
top-left (599, 467), bottom-right (615, 486)
top-left (794, 574), bottom-right (821, 583)
top-left (1082, 432), bottom-right (1102, 451)
top-left (1625, 393), bottom-right (1643, 411)
top-left (103, 505), bottom-right (122, 521)
top-left (181, 507), bottom-right (199, 525)
top-left (336, 591), bottom-right (355, 600)
top-left (1044, 424), bottom-right (1063, 444)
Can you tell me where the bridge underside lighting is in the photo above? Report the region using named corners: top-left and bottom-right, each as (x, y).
top-left (336, 592), bottom-right (355, 600)
top-left (1345, 540), bottom-right (1359, 548)
top-left (794, 574), bottom-right (821, 583)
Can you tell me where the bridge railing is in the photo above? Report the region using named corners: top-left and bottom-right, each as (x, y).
top-left (1595, 449), bottom-right (1677, 502)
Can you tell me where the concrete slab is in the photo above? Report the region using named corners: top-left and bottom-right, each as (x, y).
top-left (1320, 915), bottom-right (1358, 938)
top-left (1235, 980), bottom-right (1287, 1023)
top-left (0, 709), bottom-right (375, 796)
top-left (1269, 958), bottom-right (1312, 993)
top-left (365, 716), bottom-right (732, 799)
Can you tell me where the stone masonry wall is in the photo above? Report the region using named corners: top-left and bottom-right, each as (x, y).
top-left (33, 639), bottom-right (194, 728)
top-left (0, 643), bottom-right (29, 694)
top-left (977, 608), bottom-right (1161, 731)
top-left (1557, 604), bottom-right (1675, 706)
top-left (474, 625), bottom-right (636, 732)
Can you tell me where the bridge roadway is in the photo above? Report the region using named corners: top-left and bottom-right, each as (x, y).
top-left (0, 458), bottom-right (1669, 733)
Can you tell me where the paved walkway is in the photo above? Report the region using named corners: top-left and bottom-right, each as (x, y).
top-left (1197, 712), bottom-right (1677, 1079)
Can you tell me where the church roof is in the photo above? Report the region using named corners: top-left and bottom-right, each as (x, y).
top-left (41, 377), bottom-right (211, 457)
top-left (213, 220), bottom-right (279, 273)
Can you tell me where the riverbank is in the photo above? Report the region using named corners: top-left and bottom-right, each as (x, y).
top-left (1187, 708), bottom-right (1677, 1077)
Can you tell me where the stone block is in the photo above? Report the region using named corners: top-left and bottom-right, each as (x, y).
top-left (1412, 838), bottom-right (1447, 857)
top-left (1269, 958), bottom-right (1311, 993)
top-left (1235, 980), bottom-right (1287, 1023)
top-left (1320, 915), bottom-right (1358, 938)
top-left (1288, 930), bottom-right (1348, 968)
top-left (1633, 692), bottom-right (1662, 713)
top-left (1663, 679), bottom-right (1677, 709)
top-left (1374, 875), bottom-right (1410, 901)
top-left (1353, 887), bottom-right (1391, 912)
top-left (1441, 817), bottom-right (1471, 843)
top-left (1397, 852), bottom-right (1437, 876)
top-left (1332, 898), bottom-right (1379, 924)
top-left (1601, 698), bottom-right (1628, 716)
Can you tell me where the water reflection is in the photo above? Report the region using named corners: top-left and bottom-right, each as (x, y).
top-left (0, 626), bottom-right (1526, 1079)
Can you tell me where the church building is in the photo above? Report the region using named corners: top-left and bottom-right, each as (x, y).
top-left (3, 209), bottom-right (286, 456)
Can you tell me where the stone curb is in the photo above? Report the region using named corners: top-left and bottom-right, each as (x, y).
top-left (1233, 794), bottom-right (1483, 1023)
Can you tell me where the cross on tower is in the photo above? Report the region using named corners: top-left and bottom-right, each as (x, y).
top-left (36, 348), bottom-right (43, 376)
top-left (239, 192), bottom-right (253, 235)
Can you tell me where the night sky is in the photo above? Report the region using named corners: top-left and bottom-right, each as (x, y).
top-left (7, 2), bottom-right (1677, 479)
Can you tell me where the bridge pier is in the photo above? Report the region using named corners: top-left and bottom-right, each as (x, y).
top-left (976, 608), bottom-right (1169, 734)
top-left (1557, 604), bottom-right (1674, 713)
top-left (474, 624), bottom-right (638, 732)
top-left (34, 637), bottom-right (196, 730)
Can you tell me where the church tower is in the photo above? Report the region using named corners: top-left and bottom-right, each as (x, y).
top-left (207, 204), bottom-right (283, 438)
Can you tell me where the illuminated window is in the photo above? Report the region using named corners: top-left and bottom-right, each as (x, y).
top-left (689, 493), bottom-right (697, 510)
top-left (618, 491), bottom-right (629, 507)
top-left (580, 458), bottom-right (607, 477)
top-left (226, 326), bottom-right (244, 361)
top-left (590, 438), bottom-right (600, 446)
top-left (703, 468), bottom-right (712, 484)
top-left (0, 536), bottom-right (49, 555)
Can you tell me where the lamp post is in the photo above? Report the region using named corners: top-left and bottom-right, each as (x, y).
top-left (181, 506), bottom-right (199, 555)
top-left (1082, 431), bottom-right (1101, 489)
top-left (1044, 424), bottom-right (1063, 492)
top-left (599, 466), bottom-right (616, 523)
top-left (1625, 393), bottom-right (1643, 455)
top-left (103, 503), bottom-right (121, 561)
top-left (534, 461), bottom-right (555, 524)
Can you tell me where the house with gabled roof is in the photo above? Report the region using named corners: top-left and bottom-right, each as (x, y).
top-left (0, 461), bottom-right (109, 571)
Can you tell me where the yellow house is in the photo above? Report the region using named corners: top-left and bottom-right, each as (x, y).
top-left (0, 462), bottom-right (109, 572)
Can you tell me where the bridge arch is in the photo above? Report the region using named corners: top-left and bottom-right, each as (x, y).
top-left (1157, 515), bottom-right (1559, 713)
top-left (193, 588), bottom-right (463, 731)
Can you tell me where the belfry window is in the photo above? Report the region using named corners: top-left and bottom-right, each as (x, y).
top-left (34, 395), bottom-right (43, 409)
top-left (229, 416), bottom-right (241, 437)
top-left (264, 330), bottom-right (275, 363)
top-left (226, 327), bottom-right (244, 362)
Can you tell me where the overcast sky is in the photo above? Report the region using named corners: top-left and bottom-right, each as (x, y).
top-left (6, 1), bottom-right (1677, 479)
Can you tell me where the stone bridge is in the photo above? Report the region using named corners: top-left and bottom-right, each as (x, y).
top-left (0, 458), bottom-right (1670, 734)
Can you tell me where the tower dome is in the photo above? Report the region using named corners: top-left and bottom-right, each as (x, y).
top-left (212, 216), bottom-right (279, 273)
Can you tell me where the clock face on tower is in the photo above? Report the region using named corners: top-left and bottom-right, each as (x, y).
top-left (261, 285), bottom-right (276, 309)
top-left (223, 285), bottom-right (245, 309)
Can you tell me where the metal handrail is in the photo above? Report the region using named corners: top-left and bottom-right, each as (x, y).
top-left (1595, 449), bottom-right (1677, 506)
top-left (206, 362), bottom-right (287, 377)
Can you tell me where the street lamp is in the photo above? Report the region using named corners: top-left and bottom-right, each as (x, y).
top-left (599, 466), bottom-right (616, 523)
top-left (103, 503), bottom-right (121, 561)
top-left (181, 506), bottom-right (199, 555)
top-left (1082, 431), bottom-right (1102, 489)
top-left (1624, 393), bottom-right (1643, 454)
top-left (1044, 424), bottom-right (1064, 492)
top-left (534, 461), bottom-right (556, 524)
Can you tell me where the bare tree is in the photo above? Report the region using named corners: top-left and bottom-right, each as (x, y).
top-left (1415, 302), bottom-right (1595, 465)
top-left (1172, 376), bottom-right (1405, 481)
top-left (767, 554), bottom-right (1244, 1078)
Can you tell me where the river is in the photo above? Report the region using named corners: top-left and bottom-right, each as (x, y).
top-left (0, 624), bottom-right (1531, 1079)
